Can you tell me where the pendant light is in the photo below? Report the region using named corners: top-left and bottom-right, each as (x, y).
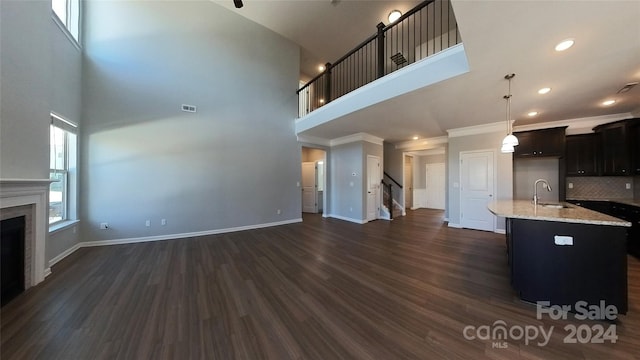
top-left (501, 73), bottom-right (518, 153)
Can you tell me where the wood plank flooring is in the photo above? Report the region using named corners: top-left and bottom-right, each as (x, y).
top-left (2, 209), bottom-right (640, 359)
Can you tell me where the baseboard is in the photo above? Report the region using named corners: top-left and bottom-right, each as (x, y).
top-left (44, 267), bottom-right (52, 278)
top-left (494, 229), bottom-right (506, 234)
top-left (447, 222), bottom-right (462, 228)
top-left (45, 219), bottom-right (303, 270)
top-left (326, 214), bottom-right (367, 224)
top-left (82, 218), bottom-right (304, 248)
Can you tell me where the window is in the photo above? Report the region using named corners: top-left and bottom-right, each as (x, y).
top-left (51, 0), bottom-right (80, 43)
top-left (50, 114), bottom-right (77, 225)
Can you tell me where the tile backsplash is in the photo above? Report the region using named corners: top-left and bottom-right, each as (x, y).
top-left (566, 176), bottom-right (634, 199)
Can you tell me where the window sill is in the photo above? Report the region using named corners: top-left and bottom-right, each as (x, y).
top-left (49, 219), bottom-right (80, 234)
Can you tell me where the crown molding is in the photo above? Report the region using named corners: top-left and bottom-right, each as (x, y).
top-left (513, 113), bottom-right (634, 134)
top-left (395, 136), bottom-right (448, 150)
top-left (407, 148), bottom-right (446, 156)
top-left (297, 135), bottom-right (330, 147)
top-left (446, 121), bottom-right (505, 138)
top-left (330, 132), bottom-right (384, 147)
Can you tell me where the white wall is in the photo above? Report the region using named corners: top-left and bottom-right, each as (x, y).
top-left (448, 131), bottom-right (512, 231)
top-left (81, 0), bottom-right (301, 241)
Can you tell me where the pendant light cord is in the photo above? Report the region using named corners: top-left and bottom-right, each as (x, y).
top-left (504, 73), bottom-right (515, 135)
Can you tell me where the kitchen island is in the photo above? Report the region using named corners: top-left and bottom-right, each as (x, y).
top-left (488, 200), bottom-right (632, 314)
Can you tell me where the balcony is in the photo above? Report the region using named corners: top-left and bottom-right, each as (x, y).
top-left (297, 0), bottom-right (464, 125)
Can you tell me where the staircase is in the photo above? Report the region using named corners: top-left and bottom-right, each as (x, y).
top-left (380, 178), bottom-right (404, 220)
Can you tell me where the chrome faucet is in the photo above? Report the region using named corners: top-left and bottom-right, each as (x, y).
top-left (533, 179), bottom-right (552, 207)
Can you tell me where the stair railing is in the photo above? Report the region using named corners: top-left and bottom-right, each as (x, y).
top-left (382, 172), bottom-right (403, 219)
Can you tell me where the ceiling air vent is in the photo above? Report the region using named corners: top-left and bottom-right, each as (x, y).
top-left (617, 82), bottom-right (638, 94)
top-left (390, 52), bottom-right (407, 66)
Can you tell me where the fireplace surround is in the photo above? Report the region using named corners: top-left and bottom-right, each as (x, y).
top-left (0, 179), bottom-right (52, 290)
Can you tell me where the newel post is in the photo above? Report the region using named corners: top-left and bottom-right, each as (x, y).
top-left (376, 22), bottom-right (385, 79)
top-left (324, 62), bottom-right (332, 104)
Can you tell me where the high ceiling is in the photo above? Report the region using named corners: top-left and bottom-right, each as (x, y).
top-left (215, 0), bottom-right (640, 144)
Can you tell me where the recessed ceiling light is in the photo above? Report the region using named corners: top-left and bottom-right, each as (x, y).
top-left (528, 111), bottom-right (539, 117)
top-left (388, 10), bottom-right (402, 24)
top-left (538, 87), bottom-right (551, 95)
top-left (412, 136), bottom-right (419, 140)
top-left (602, 99), bottom-right (616, 106)
top-left (318, 65), bottom-right (326, 72)
top-left (555, 39), bottom-right (575, 52)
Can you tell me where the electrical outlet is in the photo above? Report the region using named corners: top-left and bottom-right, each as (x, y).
top-left (568, 182), bottom-right (573, 189)
top-left (145, 220), bottom-right (150, 227)
top-left (276, 209), bottom-right (281, 215)
top-left (100, 222), bottom-right (109, 230)
top-left (161, 219), bottom-right (167, 226)
top-left (626, 183), bottom-right (631, 190)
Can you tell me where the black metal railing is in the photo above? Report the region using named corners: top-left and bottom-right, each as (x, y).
top-left (297, 0), bottom-right (460, 117)
top-left (382, 171), bottom-right (403, 219)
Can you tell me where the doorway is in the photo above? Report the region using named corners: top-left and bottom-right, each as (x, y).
top-left (301, 147), bottom-right (327, 214)
top-left (460, 150), bottom-right (495, 231)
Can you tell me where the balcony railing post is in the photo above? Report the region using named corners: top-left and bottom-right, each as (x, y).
top-left (324, 62), bottom-right (332, 104)
top-left (376, 22), bottom-right (385, 79)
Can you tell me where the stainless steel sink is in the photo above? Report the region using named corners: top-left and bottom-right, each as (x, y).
top-left (539, 202), bottom-right (572, 209)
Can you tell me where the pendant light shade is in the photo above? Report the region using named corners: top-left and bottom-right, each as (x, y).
top-left (501, 143), bottom-right (515, 153)
top-left (500, 73), bottom-right (518, 153)
top-left (502, 133), bottom-right (519, 147)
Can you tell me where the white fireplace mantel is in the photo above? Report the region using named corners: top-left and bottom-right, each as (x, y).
top-left (1, 178), bottom-right (54, 287)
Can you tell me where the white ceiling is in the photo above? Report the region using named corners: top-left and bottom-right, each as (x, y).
top-left (216, 0), bottom-right (640, 145)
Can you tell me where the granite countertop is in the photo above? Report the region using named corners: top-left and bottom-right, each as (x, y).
top-left (566, 198), bottom-right (640, 208)
top-left (488, 200), bottom-right (632, 227)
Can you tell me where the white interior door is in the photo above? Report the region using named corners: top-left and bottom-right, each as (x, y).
top-left (426, 163), bottom-right (445, 210)
top-left (404, 156), bottom-right (413, 210)
top-left (302, 162), bottom-right (317, 213)
top-left (367, 155), bottom-right (381, 221)
top-left (460, 151), bottom-right (495, 231)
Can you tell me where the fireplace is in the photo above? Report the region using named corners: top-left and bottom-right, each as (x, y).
top-left (0, 179), bottom-right (52, 295)
top-left (1, 216), bottom-right (25, 306)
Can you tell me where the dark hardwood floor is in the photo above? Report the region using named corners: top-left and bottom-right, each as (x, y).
top-left (2, 209), bottom-right (640, 359)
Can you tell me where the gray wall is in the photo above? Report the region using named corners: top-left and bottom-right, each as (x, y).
top-left (0, 0), bottom-right (51, 179)
top-left (328, 140), bottom-right (383, 222)
top-left (448, 132), bottom-right (512, 231)
top-left (329, 142), bottom-right (364, 220)
top-left (81, 0), bottom-right (301, 241)
top-left (513, 158), bottom-right (560, 202)
top-left (1, 0), bottom-right (83, 263)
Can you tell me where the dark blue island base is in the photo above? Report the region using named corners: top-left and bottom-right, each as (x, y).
top-left (506, 218), bottom-right (628, 314)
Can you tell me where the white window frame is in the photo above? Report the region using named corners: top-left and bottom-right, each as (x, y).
top-left (51, 0), bottom-right (81, 47)
top-left (49, 113), bottom-right (78, 229)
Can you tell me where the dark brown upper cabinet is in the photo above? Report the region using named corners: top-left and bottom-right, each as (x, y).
top-left (593, 119), bottom-right (638, 176)
top-left (513, 127), bottom-right (567, 158)
top-left (565, 133), bottom-right (599, 176)
top-left (631, 120), bottom-right (640, 175)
